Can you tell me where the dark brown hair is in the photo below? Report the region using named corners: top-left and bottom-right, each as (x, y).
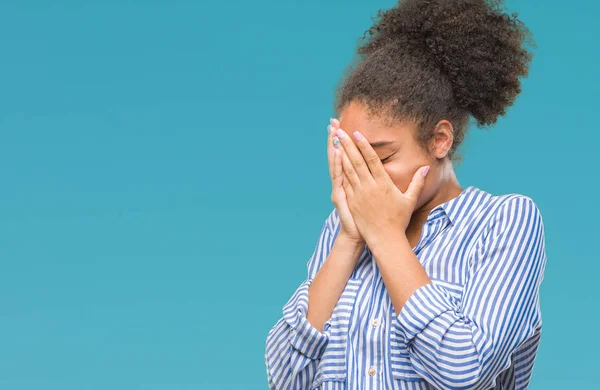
top-left (334, 0), bottom-right (535, 164)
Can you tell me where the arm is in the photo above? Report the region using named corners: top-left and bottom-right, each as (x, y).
top-left (265, 213), bottom-right (365, 390)
top-left (382, 196), bottom-right (546, 389)
top-left (307, 233), bottom-right (364, 332)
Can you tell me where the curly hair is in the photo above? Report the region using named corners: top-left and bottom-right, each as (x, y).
top-left (333, 0), bottom-right (535, 164)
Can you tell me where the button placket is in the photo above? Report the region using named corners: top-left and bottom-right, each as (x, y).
top-left (415, 217), bottom-right (448, 253)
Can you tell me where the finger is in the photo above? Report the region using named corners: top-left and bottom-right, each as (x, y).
top-left (335, 138), bottom-right (361, 188)
top-left (405, 165), bottom-right (430, 202)
top-left (342, 169), bottom-right (354, 198)
top-left (330, 117), bottom-right (340, 129)
top-left (351, 130), bottom-right (392, 184)
top-left (334, 128), bottom-right (374, 184)
top-left (327, 125), bottom-right (334, 180)
top-left (332, 147), bottom-right (343, 189)
top-left (336, 148), bottom-right (353, 198)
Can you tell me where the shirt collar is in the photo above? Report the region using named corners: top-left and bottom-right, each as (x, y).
top-left (425, 185), bottom-right (476, 226)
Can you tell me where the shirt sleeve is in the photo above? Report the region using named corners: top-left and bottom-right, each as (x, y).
top-left (265, 211), bottom-right (337, 390)
top-left (393, 195), bottom-right (546, 390)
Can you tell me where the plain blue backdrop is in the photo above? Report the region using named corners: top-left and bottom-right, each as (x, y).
top-left (0, 0), bottom-right (597, 389)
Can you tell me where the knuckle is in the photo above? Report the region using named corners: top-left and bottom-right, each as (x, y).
top-left (351, 158), bottom-right (364, 168)
top-left (365, 155), bottom-right (379, 166)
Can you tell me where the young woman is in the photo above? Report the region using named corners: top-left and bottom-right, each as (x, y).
top-left (265, 0), bottom-right (545, 389)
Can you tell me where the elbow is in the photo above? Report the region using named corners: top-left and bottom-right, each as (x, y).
top-left (267, 323), bottom-right (300, 388)
top-left (265, 323), bottom-right (288, 390)
top-left (265, 363), bottom-right (285, 390)
top-left (430, 368), bottom-right (491, 390)
top-left (431, 353), bottom-right (510, 390)
top-left (414, 336), bottom-right (490, 390)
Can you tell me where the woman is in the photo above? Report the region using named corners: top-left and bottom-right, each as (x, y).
top-left (265, 0), bottom-right (545, 389)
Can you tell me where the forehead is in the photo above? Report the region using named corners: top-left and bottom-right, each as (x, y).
top-left (338, 102), bottom-right (415, 146)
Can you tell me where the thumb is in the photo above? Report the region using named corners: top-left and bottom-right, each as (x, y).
top-left (405, 165), bottom-right (430, 201)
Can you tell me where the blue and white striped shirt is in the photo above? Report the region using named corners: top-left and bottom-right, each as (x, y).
top-left (265, 185), bottom-right (546, 390)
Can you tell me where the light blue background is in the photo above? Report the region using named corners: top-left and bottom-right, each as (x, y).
top-left (0, 0), bottom-right (597, 389)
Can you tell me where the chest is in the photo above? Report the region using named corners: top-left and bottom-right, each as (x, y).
top-left (312, 221), bottom-right (481, 388)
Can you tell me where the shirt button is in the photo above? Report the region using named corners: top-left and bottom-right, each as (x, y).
top-left (371, 318), bottom-right (379, 327)
top-left (368, 367), bottom-right (376, 376)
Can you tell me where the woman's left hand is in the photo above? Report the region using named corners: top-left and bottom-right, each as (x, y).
top-left (333, 127), bottom-right (430, 246)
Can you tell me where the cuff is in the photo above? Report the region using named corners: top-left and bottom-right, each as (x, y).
top-left (282, 279), bottom-right (330, 360)
top-left (397, 282), bottom-right (462, 344)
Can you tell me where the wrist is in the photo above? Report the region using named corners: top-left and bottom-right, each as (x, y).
top-left (367, 230), bottom-right (408, 256)
top-left (334, 233), bottom-right (366, 263)
top-left (337, 232), bottom-right (366, 248)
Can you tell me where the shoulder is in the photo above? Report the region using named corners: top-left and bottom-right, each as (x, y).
top-left (467, 186), bottom-right (543, 226)
top-left (467, 188), bottom-right (546, 271)
top-left (457, 187), bottom-right (545, 260)
top-left (469, 188), bottom-right (545, 252)
top-left (487, 191), bottom-right (543, 228)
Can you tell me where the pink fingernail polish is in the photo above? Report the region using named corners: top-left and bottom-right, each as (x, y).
top-left (336, 129), bottom-right (346, 138)
top-left (353, 131), bottom-right (363, 141)
top-left (421, 166), bottom-right (430, 177)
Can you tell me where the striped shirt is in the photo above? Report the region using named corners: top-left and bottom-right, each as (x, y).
top-left (265, 185), bottom-right (546, 390)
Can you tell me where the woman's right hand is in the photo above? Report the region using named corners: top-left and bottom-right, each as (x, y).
top-left (328, 118), bottom-right (364, 245)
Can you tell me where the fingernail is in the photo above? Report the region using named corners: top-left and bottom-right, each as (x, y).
top-left (353, 131), bottom-right (363, 141)
top-left (327, 125), bottom-right (332, 134)
top-left (335, 129), bottom-right (346, 138)
top-left (330, 118), bottom-right (335, 126)
top-left (421, 166), bottom-right (430, 177)
top-left (332, 136), bottom-right (341, 148)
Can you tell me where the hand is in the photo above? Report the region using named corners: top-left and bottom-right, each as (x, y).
top-left (332, 127), bottom-right (430, 246)
top-left (328, 118), bottom-right (364, 245)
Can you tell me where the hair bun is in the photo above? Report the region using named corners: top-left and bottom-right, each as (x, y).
top-left (358, 0), bottom-right (535, 127)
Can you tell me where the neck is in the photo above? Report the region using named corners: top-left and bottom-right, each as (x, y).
top-left (406, 163), bottom-right (463, 236)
